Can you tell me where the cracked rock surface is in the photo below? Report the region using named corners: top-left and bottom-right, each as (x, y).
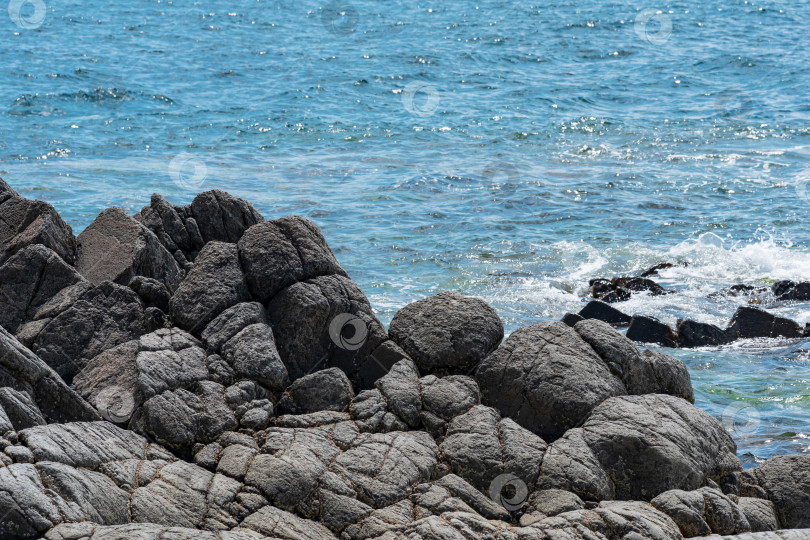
top-left (1, 182), bottom-right (808, 540)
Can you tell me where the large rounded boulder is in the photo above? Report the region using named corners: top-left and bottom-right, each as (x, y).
top-left (538, 394), bottom-right (742, 502)
top-left (476, 321), bottom-right (626, 440)
top-left (388, 291), bottom-right (504, 375)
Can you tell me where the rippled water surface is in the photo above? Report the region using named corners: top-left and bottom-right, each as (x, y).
top-left (2, 0), bottom-right (810, 465)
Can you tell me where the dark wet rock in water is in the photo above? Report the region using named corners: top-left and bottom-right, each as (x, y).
top-left (677, 319), bottom-right (734, 348)
top-left (0, 179), bottom-right (77, 266)
top-left (590, 276), bottom-right (670, 303)
top-left (727, 306), bottom-right (803, 340)
top-left (771, 280), bottom-right (810, 302)
top-left (641, 262), bottom-right (677, 277)
top-left (76, 207), bottom-right (183, 293)
top-left (627, 315), bottom-right (678, 348)
top-left (578, 299), bottom-right (632, 326)
top-left (388, 291), bottom-right (504, 375)
top-left (561, 312), bottom-right (585, 327)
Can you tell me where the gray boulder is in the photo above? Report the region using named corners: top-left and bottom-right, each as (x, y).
top-left (0, 244), bottom-right (86, 334)
top-left (135, 190), bottom-right (263, 268)
top-left (0, 325), bottom-right (98, 424)
top-left (475, 321), bottom-right (626, 439)
top-left (747, 454), bottom-right (810, 529)
top-left (76, 207), bottom-right (183, 292)
top-left (170, 242), bottom-right (251, 334)
top-left (267, 273), bottom-right (407, 389)
top-left (738, 497), bottom-right (781, 532)
top-left (277, 368), bottom-right (354, 415)
top-left (220, 323), bottom-right (289, 391)
top-left (651, 487), bottom-right (750, 537)
top-left (201, 302), bottom-right (267, 352)
top-left (30, 281), bottom-right (157, 382)
top-left (388, 291), bottom-right (504, 375)
top-left (419, 374), bottom-right (480, 421)
top-left (539, 394), bottom-right (742, 501)
top-left (238, 216), bottom-right (347, 303)
top-left (440, 405), bottom-right (546, 494)
top-left (0, 180), bottom-right (76, 266)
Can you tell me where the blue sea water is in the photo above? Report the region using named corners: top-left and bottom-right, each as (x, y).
top-left (2, 0), bottom-right (809, 466)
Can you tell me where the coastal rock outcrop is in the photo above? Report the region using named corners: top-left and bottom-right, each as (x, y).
top-left (2, 180), bottom-right (809, 540)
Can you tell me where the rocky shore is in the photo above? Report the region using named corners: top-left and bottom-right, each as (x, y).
top-left (0, 178), bottom-right (808, 540)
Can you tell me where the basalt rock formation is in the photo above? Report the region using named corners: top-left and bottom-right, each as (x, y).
top-left (0, 180), bottom-right (807, 540)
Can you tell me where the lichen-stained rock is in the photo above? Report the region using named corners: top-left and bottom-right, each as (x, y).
top-left (135, 190), bottom-right (263, 269)
top-left (651, 487), bottom-right (751, 537)
top-left (388, 291), bottom-right (504, 375)
top-left (267, 273), bottom-right (407, 389)
top-left (440, 405), bottom-right (546, 494)
top-left (0, 326), bottom-right (98, 424)
top-left (0, 179), bottom-right (76, 266)
top-left (747, 454), bottom-right (810, 529)
top-left (277, 367), bottom-right (354, 415)
top-left (737, 498), bottom-right (780, 533)
top-left (574, 319), bottom-right (694, 403)
top-left (0, 244), bottom-right (87, 334)
top-left (539, 394), bottom-right (742, 502)
top-left (76, 207), bottom-right (183, 292)
top-left (30, 281), bottom-right (157, 383)
top-left (475, 321), bottom-right (626, 440)
top-left (241, 505), bottom-right (339, 540)
top-left (170, 242), bottom-right (251, 334)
